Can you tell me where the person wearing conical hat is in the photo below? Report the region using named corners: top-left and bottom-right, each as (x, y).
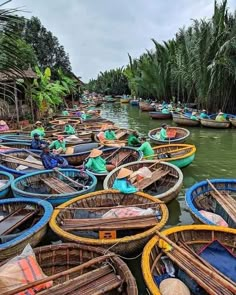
top-left (190, 111), bottom-right (198, 121)
top-left (0, 120), bottom-right (9, 132)
top-left (216, 111), bottom-right (226, 122)
top-left (49, 135), bottom-right (66, 154)
top-left (199, 109), bottom-right (209, 119)
top-left (64, 124), bottom-right (76, 135)
top-left (112, 167), bottom-right (137, 194)
top-left (85, 149), bottom-right (115, 173)
top-left (104, 128), bottom-right (116, 140)
top-left (30, 121), bottom-right (45, 139)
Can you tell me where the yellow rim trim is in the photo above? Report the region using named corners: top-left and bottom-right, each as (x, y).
top-left (142, 225), bottom-right (236, 295)
top-left (50, 189), bottom-right (169, 246)
top-left (149, 144), bottom-right (196, 161)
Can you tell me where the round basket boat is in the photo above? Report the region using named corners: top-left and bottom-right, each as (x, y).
top-left (139, 102), bottom-right (156, 111)
top-left (148, 127), bottom-right (190, 144)
top-left (200, 118), bottom-right (231, 128)
top-left (11, 169), bottom-right (97, 206)
top-left (32, 243), bottom-right (137, 294)
top-left (0, 171), bottom-right (14, 198)
top-left (104, 160), bottom-right (183, 203)
top-left (0, 150), bottom-right (42, 177)
top-left (149, 111), bottom-right (172, 120)
top-left (172, 114), bottom-right (200, 126)
top-left (186, 179), bottom-right (236, 228)
top-left (229, 118), bottom-right (236, 127)
top-left (143, 144), bottom-right (196, 168)
top-left (0, 198), bottom-right (53, 261)
top-left (0, 141), bottom-right (31, 150)
top-left (141, 225), bottom-right (236, 295)
top-left (50, 190), bottom-right (169, 255)
top-left (0, 134), bottom-right (32, 143)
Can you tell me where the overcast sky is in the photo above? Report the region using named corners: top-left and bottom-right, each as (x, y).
top-left (5, 0), bottom-right (236, 82)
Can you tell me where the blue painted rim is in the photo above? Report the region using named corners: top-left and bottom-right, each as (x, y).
top-left (11, 168), bottom-right (97, 200)
top-left (185, 179), bottom-right (236, 225)
top-left (0, 197), bottom-right (53, 250)
top-left (0, 171), bottom-right (14, 191)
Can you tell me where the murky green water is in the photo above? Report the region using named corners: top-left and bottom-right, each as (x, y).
top-left (100, 102), bottom-right (236, 294)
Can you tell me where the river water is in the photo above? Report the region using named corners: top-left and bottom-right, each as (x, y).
top-left (100, 101), bottom-right (236, 293)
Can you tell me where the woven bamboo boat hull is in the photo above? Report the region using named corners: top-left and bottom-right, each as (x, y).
top-left (104, 160), bottom-right (183, 203)
top-left (148, 127), bottom-right (190, 144)
top-left (149, 112), bottom-right (172, 119)
top-left (173, 114), bottom-right (200, 126)
top-left (229, 118), bottom-right (236, 127)
top-left (120, 98), bottom-right (130, 103)
top-left (0, 149), bottom-right (41, 177)
top-left (147, 144), bottom-right (196, 168)
top-left (142, 225), bottom-right (236, 295)
top-left (186, 179), bottom-right (236, 228)
top-left (0, 171), bottom-right (14, 198)
top-left (200, 118), bottom-right (231, 128)
top-left (86, 147), bottom-right (143, 179)
top-left (11, 169), bottom-right (97, 206)
top-left (0, 141), bottom-right (32, 149)
top-left (0, 198), bottom-right (53, 261)
top-left (130, 100), bottom-right (139, 106)
top-left (139, 102), bottom-right (156, 111)
top-left (0, 134), bottom-right (32, 143)
top-left (50, 190), bottom-right (169, 255)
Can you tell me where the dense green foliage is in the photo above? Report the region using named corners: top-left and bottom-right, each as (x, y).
top-left (87, 68), bottom-right (130, 95)
top-left (126, 1), bottom-right (236, 112)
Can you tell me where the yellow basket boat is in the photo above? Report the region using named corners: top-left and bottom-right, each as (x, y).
top-left (50, 190), bottom-right (169, 255)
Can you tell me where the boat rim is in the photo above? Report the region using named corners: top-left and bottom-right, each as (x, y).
top-left (150, 144), bottom-right (196, 161)
top-left (148, 127), bottom-right (190, 143)
top-left (0, 171), bottom-right (14, 191)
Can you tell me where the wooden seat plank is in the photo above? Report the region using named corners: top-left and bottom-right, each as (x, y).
top-left (41, 177), bottom-right (77, 194)
top-left (134, 169), bottom-right (170, 190)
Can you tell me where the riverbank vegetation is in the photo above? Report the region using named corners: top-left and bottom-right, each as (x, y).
top-left (87, 0), bottom-right (236, 112)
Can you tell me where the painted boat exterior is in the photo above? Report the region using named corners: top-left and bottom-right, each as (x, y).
top-left (172, 114), bottom-right (200, 126)
top-left (149, 111), bottom-right (172, 120)
top-left (50, 190), bottom-right (169, 255)
top-left (0, 171), bottom-right (14, 198)
top-left (0, 198), bottom-right (53, 261)
top-left (120, 98), bottom-right (130, 103)
top-left (148, 127), bottom-right (190, 144)
top-left (141, 225), bottom-right (236, 295)
top-left (104, 160), bottom-right (183, 203)
top-left (186, 179), bottom-right (236, 227)
top-left (0, 134), bottom-right (32, 143)
top-left (200, 118), bottom-right (231, 128)
top-left (130, 100), bottom-right (139, 106)
top-left (139, 102), bottom-right (155, 111)
top-left (229, 118), bottom-right (236, 127)
top-left (148, 144), bottom-right (196, 168)
top-left (0, 149), bottom-right (41, 177)
top-left (11, 169), bottom-right (97, 206)
top-left (0, 141), bottom-right (32, 149)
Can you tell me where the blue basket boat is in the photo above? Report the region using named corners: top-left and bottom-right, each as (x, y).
top-left (11, 168), bottom-right (97, 206)
top-left (0, 197), bottom-right (53, 260)
top-left (0, 149), bottom-right (42, 177)
top-left (148, 127), bottom-right (190, 144)
top-left (0, 134), bottom-right (32, 143)
top-left (186, 179), bottom-right (236, 228)
top-left (0, 171), bottom-right (14, 198)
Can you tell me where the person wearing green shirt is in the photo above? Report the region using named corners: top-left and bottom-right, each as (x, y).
top-left (64, 124), bottom-right (76, 135)
top-left (199, 110), bottom-right (209, 119)
top-left (104, 129), bottom-right (117, 140)
top-left (138, 138), bottom-right (154, 160)
top-left (215, 112), bottom-right (226, 122)
top-left (161, 107), bottom-right (170, 114)
top-left (112, 168), bottom-right (137, 194)
top-left (190, 112), bottom-right (198, 120)
top-left (128, 131), bottom-right (141, 147)
top-left (62, 110), bottom-right (69, 116)
top-left (159, 124), bottom-right (168, 141)
top-left (85, 149), bottom-right (115, 173)
top-left (49, 135), bottom-right (66, 154)
top-left (30, 121), bottom-right (45, 139)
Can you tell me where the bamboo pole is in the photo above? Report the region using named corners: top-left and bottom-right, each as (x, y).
top-left (4, 254), bottom-right (115, 295)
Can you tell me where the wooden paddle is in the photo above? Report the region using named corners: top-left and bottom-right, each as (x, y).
top-left (22, 149), bottom-right (41, 159)
top-left (104, 147), bottom-right (122, 161)
top-left (0, 153), bottom-right (43, 169)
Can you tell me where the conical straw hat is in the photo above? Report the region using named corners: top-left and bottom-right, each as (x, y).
top-left (117, 168), bottom-right (133, 179)
top-left (89, 149), bottom-right (103, 158)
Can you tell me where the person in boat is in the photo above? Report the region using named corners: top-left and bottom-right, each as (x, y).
top-left (138, 137), bottom-right (155, 159)
top-left (62, 110), bottom-right (69, 116)
top-left (0, 120), bottom-right (9, 132)
top-left (41, 146), bottom-right (70, 169)
top-left (199, 109), bottom-right (209, 119)
top-left (85, 149), bottom-right (115, 173)
top-left (215, 111), bottom-right (226, 122)
top-left (128, 131), bottom-right (141, 147)
top-left (49, 135), bottom-right (66, 154)
top-left (30, 121), bottom-right (45, 139)
top-left (159, 124), bottom-right (169, 141)
top-left (161, 106), bottom-right (170, 114)
top-left (104, 128), bottom-right (116, 140)
top-left (112, 167), bottom-right (138, 194)
top-left (64, 124), bottom-right (76, 135)
top-left (30, 133), bottom-right (47, 150)
top-left (190, 112), bottom-right (198, 120)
